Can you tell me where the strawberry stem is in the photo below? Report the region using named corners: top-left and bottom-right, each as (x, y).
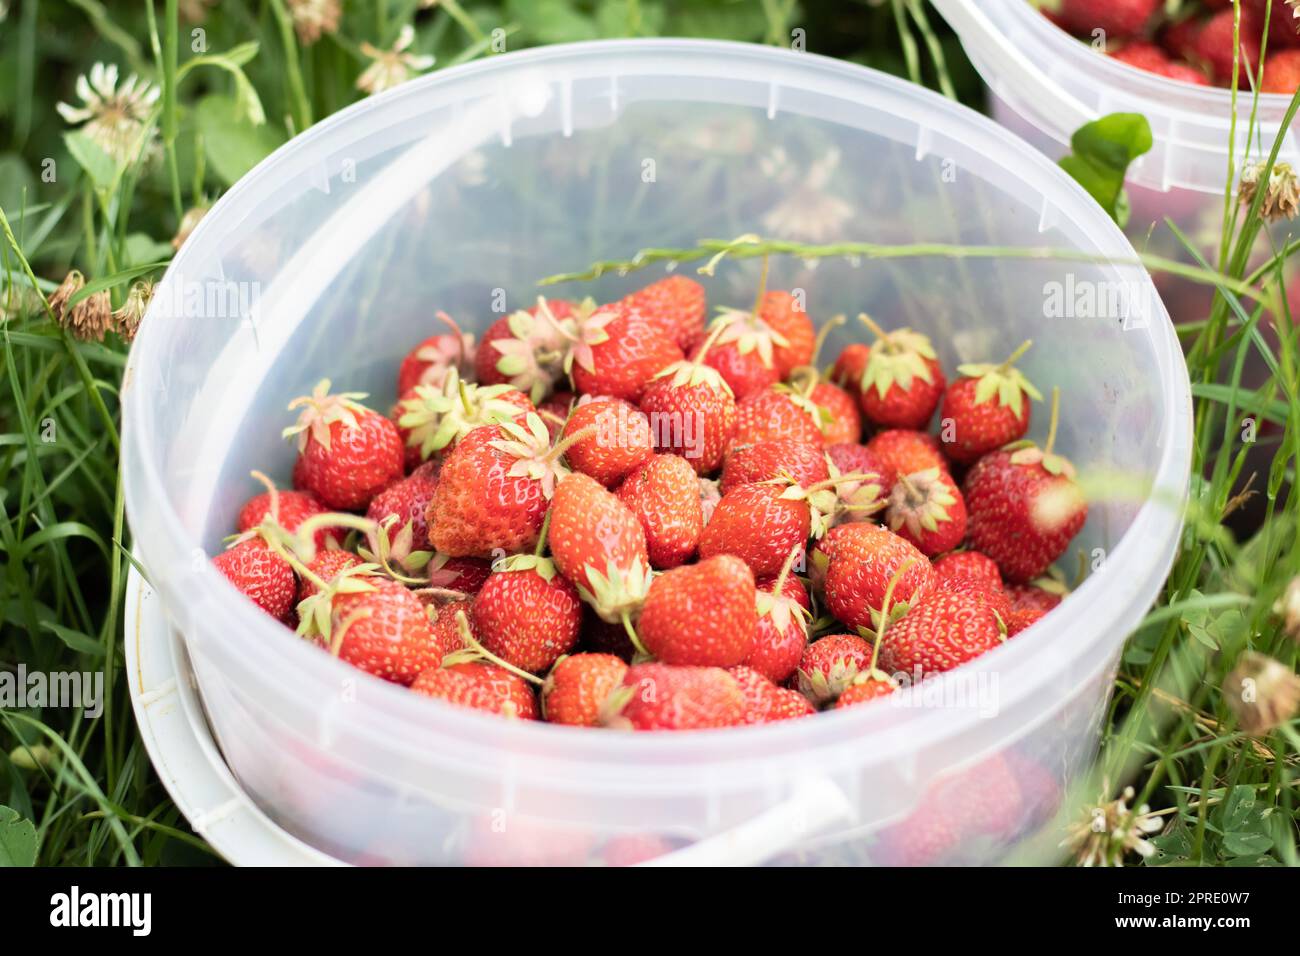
top-left (415, 586), bottom-right (470, 602)
top-left (533, 507), bottom-right (552, 557)
top-left (691, 315), bottom-right (731, 366)
top-left (435, 310), bottom-right (467, 371)
top-left (453, 610), bottom-right (544, 685)
top-left (248, 469), bottom-right (281, 524)
top-left (749, 252), bottom-right (771, 321)
top-left (1045, 386), bottom-right (1061, 457)
top-left (546, 422), bottom-right (601, 462)
top-left (772, 543), bottom-right (802, 597)
top-left (856, 312), bottom-right (888, 343)
top-left (998, 338), bottom-right (1033, 371)
top-left (811, 313), bottom-right (846, 369)
top-left (620, 609), bottom-right (651, 659)
top-left (867, 557), bottom-right (916, 673)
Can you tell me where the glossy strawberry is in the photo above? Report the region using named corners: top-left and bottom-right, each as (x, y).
top-left (835, 672), bottom-right (900, 709)
top-left (794, 634), bottom-right (874, 705)
top-left (824, 523), bottom-right (935, 631)
top-left (698, 482), bottom-right (812, 578)
top-left (1055, 0), bottom-right (1159, 38)
top-left (933, 550), bottom-right (1003, 592)
top-left (639, 358), bottom-right (738, 475)
top-left (810, 381), bottom-right (862, 445)
top-left (284, 380), bottom-right (405, 510)
top-left (885, 467), bottom-right (968, 557)
top-left (213, 538), bottom-right (296, 621)
top-left (296, 547), bottom-right (367, 602)
top-left (620, 275), bottom-right (707, 351)
top-left (852, 318), bottom-right (946, 430)
top-left (601, 663), bottom-right (745, 731)
top-left (364, 460), bottom-right (439, 572)
top-left (568, 301), bottom-right (684, 402)
top-left (742, 571), bottom-right (811, 684)
top-left (876, 589), bottom-right (1005, 680)
top-left (1264, 49), bottom-right (1300, 93)
top-left (720, 438), bottom-right (829, 495)
top-left (638, 554), bottom-right (757, 667)
top-left (412, 661), bottom-right (539, 719)
top-left (939, 341), bottom-right (1041, 463)
top-left (697, 305), bottom-right (787, 401)
top-left (541, 653), bottom-right (628, 726)
top-left (396, 313), bottom-right (475, 395)
top-left (1007, 579), bottom-right (1067, 613)
top-left (560, 397), bottom-right (653, 488)
top-left (730, 387), bottom-right (824, 449)
top-left (472, 557), bottom-right (582, 673)
top-left (831, 343), bottom-right (871, 394)
top-left (1007, 607), bottom-right (1048, 636)
top-left (425, 554), bottom-right (493, 595)
top-left (548, 472), bottom-right (651, 623)
top-left (729, 665), bottom-right (816, 723)
top-left (616, 454), bottom-right (704, 569)
top-left (428, 598), bottom-right (474, 658)
top-left (328, 579), bottom-right (444, 685)
top-left (236, 488), bottom-right (335, 550)
top-left (865, 429), bottom-right (947, 487)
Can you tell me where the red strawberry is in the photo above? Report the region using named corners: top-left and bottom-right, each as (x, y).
top-left (729, 665), bottom-right (816, 723)
top-left (885, 467), bottom-right (968, 557)
top-left (616, 454), bottom-right (704, 569)
top-left (742, 570), bottom-right (811, 684)
top-left (537, 389), bottom-right (576, 442)
top-left (865, 429), bottom-right (947, 487)
top-left (1110, 41), bottom-right (1210, 83)
top-left (620, 275), bottom-right (707, 351)
top-left (396, 312), bottom-right (475, 395)
top-left (285, 380), bottom-right (405, 510)
top-left (756, 290), bottom-right (815, 377)
top-left (1263, 48), bottom-right (1300, 92)
top-left (602, 834), bottom-right (677, 867)
top-left (560, 397), bottom-right (653, 488)
top-left (568, 301), bottom-right (684, 402)
top-left (720, 438), bottom-right (829, 495)
top-left (425, 554), bottom-right (493, 595)
top-left (852, 318), bottom-right (946, 430)
top-left (696, 302), bottom-right (793, 400)
top-left (394, 371), bottom-right (534, 464)
top-left (824, 442), bottom-right (888, 525)
top-left (428, 598), bottom-right (474, 658)
top-left (807, 521), bottom-right (865, 598)
top-left (472, 556), bottom-right (582, 673)
top-left (835, 673), bottom-right (900, 709)
top-left (297, 547), bottom-right (367, 602)
top-left (601, 663), bottom-right (745, 730)
top-left (939, 341), bottom-right (1041, 464)
top-left (698, 482), bottom-right (812, 578)
top-left (541, 652), bottom-right (628, 726)
top-left (639, 359), bottom-right (738, 475)
top-left (475, 298), bottom-right (575, 401)
top-left (328, 579), bottom-right (444, 684)
top-left (823, 523), bottom-right (936, 631)
top-left (730, 387), bottom-right (824, 449)
top-left (1056, 0), bottom-right (1160, 38)
top-left (412, 661), bottom-right (539, 719)
top-left (810, 381), bottom-right (862, 445)
top-left (579, 606), bottom-right (640, 662)
top-left (364, 461), bottom-right (439, 572)
top-left (548, 472), bottom-right (651, 623)
top-left (963, 405), bottom-right (1088, 584)
top-left (1007, 579), bottom-right (1068, 613)
top-left (943, 573), bottom-right (1013, 624)
top-left (237, 487), bottom-right (338, 551)
top-left (427, 414), bottom-right (570, 558)
top-left (1007, 607), bottom-right (1048, 636)
top-left (933, 550), bottom-right (1003, 592)
top-left (794, 634), bottom-right (874, 705)
top-left (638, 554), bottom-right (757, 667)
top-left (213, 538), bottom-right (296, 621)
top-left (876, 589), bottom-right (1005, 680)
top-left (1189, 7), bottom-right (1262, 83)
top-left (831, 343), bottom-right (870, 393)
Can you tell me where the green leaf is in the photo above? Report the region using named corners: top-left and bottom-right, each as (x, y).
top-left (506, 0), bottom-right (599, 44)
top-left (66, 261), bottom-right (169, 309)
top-left (40, 621), bottom-right (106, 658)
top-left (1222, 830), bottom-right (1273, 857)
top-left (1214, 785), bottom-right (1256, 833)
top-left (0, 805), bottom-right (37, 867)
top-left (63, 131), bottom-right (118, 192)
top-left (195, 95), bottom-right (284, 187)
top-left (1057, 113), bottom-right (1153, 227)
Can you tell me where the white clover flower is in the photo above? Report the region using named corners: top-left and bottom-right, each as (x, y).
top-left (357, 25), bottom-right (436, 96)
top-left (56, 63), bottom-right (160, 166)
top-left (287, 0), bottom-right (341, 45)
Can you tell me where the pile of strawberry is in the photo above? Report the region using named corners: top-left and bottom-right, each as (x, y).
top-left (213, 271), bottom-right (1087, 731)
top-left (1044, 0), bottom-right (1300, 93)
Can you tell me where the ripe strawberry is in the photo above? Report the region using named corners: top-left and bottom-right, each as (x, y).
top-left (560, 397), bottom-right (653, 487)
top-left (427, 414), bottom-right (572, 557)
top-left (824, 442), bottom-right (888, 525)
top-left (284, 380), bottom-right (405, 510)
top-left (395, 370), bottom-right (533, 463)
top-left (963, 428), bottom-right (1088, 584)
top-left (1007, 579), bottom-right (1068, 613)
top-left (939, 341), bottom-right (1041, 463)
top-left (396, 313), bottom-right (475, 396)
top-left (1007, 607), bottom-right (1048, 636)
top-left (568, 301), bottom-right (684, 402)
top-left (601, 663), bottom-right (745, 731)
top-left (1056, 0), bottom-right (1160, 38)
top-left (237, 487), bottom-right (338, 551)
top-left (865, 429), bottom-right (947, 487)
top-left (809, 381), bottom-right (862, 445)
top-left (807, 521), bottom-right (865, 597)
top-left (852, 318), bottom-right (946, 430)
top-left (472, 556), bottom-right (582, 673)
top-left (697, 335), bottom-right (781, 402)
top-left (876, 589), bottom-right (1005, 680)
top-left (1110, 41), bottom-right (1210, 84)
top-left (541, 653), bottom-right (628, 726)
top-left (475, 298), bottom-right (575, 401)
top-left (824, 523), bottom-right (936, 631)
top-left (548, 472), bottom-right (651, 623)
top-left (830, 343), bottom-right (870, 393)
top-left (742, 570), bottom-right (811, 684)
top-left (942, 573), bottom-right (1013, 624)
top-left (933, 550), bottom-right (1003, 592)
top-left (835, 672), bottom-right (900, 709)
top-left (639, 359), bottom-right (738, 475)
top-left (616, 454), bottom-right (704, 569)
top-left (730, 387), bottom-right (824, 449)
top-left (756, 290), bottom-right (815, 377)
top-left (620, 275), bottom-right (707, 351)
top-left (602, 834), bottom-right (676, 867)
top-left (428, 598), bottom-right (474, 658)
top-left (720, 438), bottom-right (829, 495)
top-left (213, 538), bottom-right (296, 621)
top-left (638, 554), bottom-right (757, 667)
top-left (328, 579), bottom-right (444, 684)
top-left (412, 661), bottom-right (539, 719)
top-left (885, 466), bottom-right (968, 557)
top-left (1262, 48), bottom-right (1300, 92)
top-left (794, 634), bottom-right (874, 705)
top-left (296, 547), bottom-right (367, 602)
top-left (364, 460), bottom-right (439, 572)
top-left (1189, 7), bottom-right (1262, 83)
top-left (698, 482), bottom-right (812, 578)
top-left (729, 665), bottom-right (816, 723)
top-left (425, 554), bottom-right (493, 595)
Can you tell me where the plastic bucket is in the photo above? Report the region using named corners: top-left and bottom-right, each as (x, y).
top-left (122, 39), bottom-right (1191, 865)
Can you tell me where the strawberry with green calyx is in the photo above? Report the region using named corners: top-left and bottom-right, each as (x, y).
top-left (237, 487), bottom-right (339, 551)
top-left (295, 557), bottom-right (383, 644)
top-left (876, 588), bottom-right (1006, 680)
top-left (395, 367), bottom-right (533, 462)
top-left (793, 633), bottom-right (874, 706)
top-left (423, 553), bottom-right (492, 596)
top-left (359, 514), bottom-right (434, 583)
top-left (1006, 606), bottom-right (1048, 636)
top-left (318, 578), bottom-right (446, 685)
top-left (600, 663), bottom-right (746, 731)
top-left (640, 318), bottom-right (739, 474)
top-left (620, 275), bottom-right (707, 352)
top-left (885, 467), bottom-right (968, 558)
top-left (865, 428), bottom-right (948, 488)
top-left (541, 652), bottom-right (629, 726)
top-left (963, 387), bottom-right (1088, 584)
top-left (560, 397), bottom-right (654, 488)
top-left (852, 314), bottom-right (946, 431)
top-left (283, 379), bottom-right (406, 510)
top-left (438, 608), bottom-right (548, 687)
top-left (939, 339), bottom-right (1042, 463)
top-left (412, 654), bottom-right (539, 720)
top-left (696, 257), bottom-right (789, 401)
top-left (427, 413), bottom-right (599, 558)
top-left (831, 342), bottom-right (870, 394)
top-left (824, 522), bottom-right (935, 632)
top-left (637, 554), bottom-right (758, 667)
top-left (720, 438), bottom-right (829, 495)
top-left (836, 559), bottom-right (914, 708)
top-left (297, 548), bottom-right (369, 602)
top-left (824, 443), bottom-right (888, 527)
top-left (361, 461), bottom-right (439, 577)
top-left (729, 665), bottom-right (816, 723)
top-left (213, 538), bottom-right (298, 622)
top-left (784, 316), bottom-right (863, 446)
top-left (471, 554), bottom-right (582, 674)
top-left (476, 297), bottom-right (577, 402)
top-left (616, 454), bottom-right (705, 569)
top-left (741, 545), bottom-right (813, 684)
top-left (396, 310), bottom-right (476, 396)
top-left (563, 299), bottom-right (684, 402)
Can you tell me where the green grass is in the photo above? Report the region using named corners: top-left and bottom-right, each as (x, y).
top-left (0, 0), bottom-right (1297, 866)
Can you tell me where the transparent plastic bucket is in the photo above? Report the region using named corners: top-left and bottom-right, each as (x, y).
top-left (122, 39), bottom-right (1191, 866)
